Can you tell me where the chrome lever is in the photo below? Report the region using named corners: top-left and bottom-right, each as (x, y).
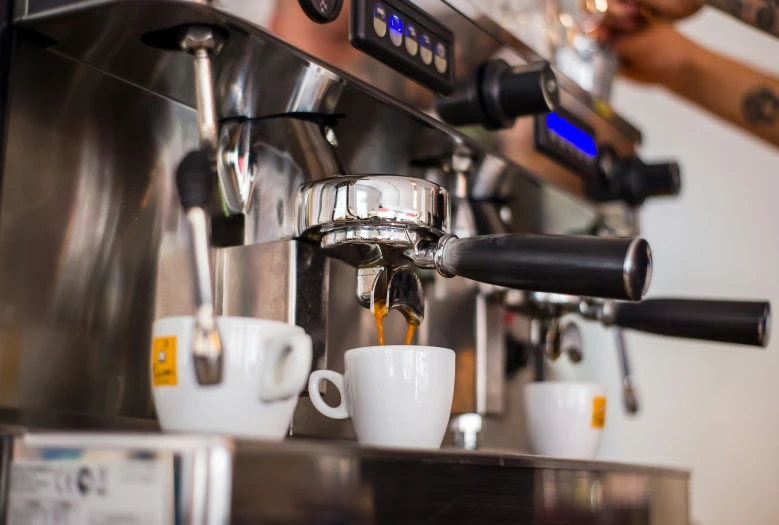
top-left (181, 25), bottom-right (224, 152)
top-left (615, 328), bottom-right (639, 414)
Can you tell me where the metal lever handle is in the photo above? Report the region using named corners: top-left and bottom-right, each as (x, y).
top-left (176, 151), bottom-right (222, 385)
top-left (609, 299), bottom-right (771, 347)
top-left (180, 25), bottom-right (223, 152)
top-left (615, 328), bottom-right (639, 414)
top-left (435, 234), bottom-right (652, 301)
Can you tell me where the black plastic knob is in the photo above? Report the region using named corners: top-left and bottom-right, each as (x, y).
top-left (617, 159), bottom-right (681, 206)
top-left (176, 149), bottom-right (214, 210)
top-left (436, 59), bottom-right (558, 130)
top-left (588, 155), bottom-right (682, 206)
top-left (299, 0), bottom-right (344, 24)
top-left (638, 162), bottom-right (682, 200)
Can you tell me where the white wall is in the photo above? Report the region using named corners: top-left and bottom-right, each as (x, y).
top-left (553, 9), bottom-right (779, 525)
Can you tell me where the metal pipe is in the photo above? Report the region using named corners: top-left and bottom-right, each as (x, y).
top-left (193, 48), bottom-right (218, 153)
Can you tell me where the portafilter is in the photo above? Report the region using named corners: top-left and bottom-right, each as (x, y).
top-left (297, 175), bottom-right (653, 306)
top-left (507, 291), bottom-right (771, 414)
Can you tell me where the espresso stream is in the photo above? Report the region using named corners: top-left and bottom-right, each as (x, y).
top-left (374, 300), bottom-right (418, 346)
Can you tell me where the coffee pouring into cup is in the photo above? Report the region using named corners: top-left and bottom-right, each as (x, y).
top-left (309, 345), bottom-right (455, 449)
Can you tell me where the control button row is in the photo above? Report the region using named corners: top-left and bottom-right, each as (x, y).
top-left (372, 3), bottom-right (447, 74)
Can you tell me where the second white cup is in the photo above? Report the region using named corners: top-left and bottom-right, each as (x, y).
top-left (308, 345), bottom-right (455, 449)
top-left (152, 316), bottom-right (312, 440)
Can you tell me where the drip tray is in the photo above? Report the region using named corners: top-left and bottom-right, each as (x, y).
top-left (0, 431), bottom-right (689, 524)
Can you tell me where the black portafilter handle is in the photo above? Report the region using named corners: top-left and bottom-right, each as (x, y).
top-left (610, 299), bottom-right (771, 347)
top-left (176, 149), bottom-right (215, 210)
top-left (436, 59), bottom-right (559, 130)
top-left (436, 234), bottom-right (652, 301)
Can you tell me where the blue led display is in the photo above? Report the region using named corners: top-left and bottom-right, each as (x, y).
top-left (389, 14), bottom-right (403, 32)
top-left (546, 112), bottom-right (597, 158)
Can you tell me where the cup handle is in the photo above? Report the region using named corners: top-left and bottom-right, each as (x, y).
top-left (258, 331), bottom-right (313, 402)
top-left (308, 370), bottom-right (349, 420)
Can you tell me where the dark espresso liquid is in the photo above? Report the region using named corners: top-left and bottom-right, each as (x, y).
top-left (404, 322), bottom-right (417, 345)
top-left (374, 300), bottom-right (418, 346)
top-left (374, 300), bottom-right (388, 346)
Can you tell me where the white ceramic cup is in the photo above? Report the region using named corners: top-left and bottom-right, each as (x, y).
top-left (151, 316), bottom-right (312, 440)
top-left (523, 381), bottom-right (607, 459)
top-left (308, 345), bottom-right (455, 449)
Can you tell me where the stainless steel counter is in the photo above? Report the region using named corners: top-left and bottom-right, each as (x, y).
top-left (2, 431), bottom-right (689, 524)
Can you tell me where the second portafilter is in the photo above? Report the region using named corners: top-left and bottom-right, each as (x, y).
top-left (297, 175), bottom-right (653, 318)
top-left (508, 292), bottom-right (771, 413)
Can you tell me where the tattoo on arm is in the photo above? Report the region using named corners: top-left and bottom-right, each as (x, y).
top-left (742, 86), bottom-right (779, 125)
top-left (707, 0), bottom-right (779, 38)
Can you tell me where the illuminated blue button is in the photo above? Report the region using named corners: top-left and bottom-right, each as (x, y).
top-left (389, 14), bottom-right (403, 47)
top-left (373, 3), bottom-right (387, 38)
top-left (405, 24), bottom-right (418, 56)
top-left (420, 34), bottom-right (433, 65)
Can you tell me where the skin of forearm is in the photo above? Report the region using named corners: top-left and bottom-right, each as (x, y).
top-left (707, 0), bottom-right (779, 38)
top-left (661, 42), bottom-right (779, 147)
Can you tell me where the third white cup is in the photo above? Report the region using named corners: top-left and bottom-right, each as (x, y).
top-left (523, 381), bottom-right (607, 459)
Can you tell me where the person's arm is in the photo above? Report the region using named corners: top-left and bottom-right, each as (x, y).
top-left (615, 24), bottom-right (779, 147)
top-left (607, 0), bottom-right (779, 38)
top-left (706, 0), bottom-right (779, 37)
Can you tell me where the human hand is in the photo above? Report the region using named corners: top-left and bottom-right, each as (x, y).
top-left (610, 23), bottom-right (701, 85)
top-left (604, 0), bottom-right (705, 31)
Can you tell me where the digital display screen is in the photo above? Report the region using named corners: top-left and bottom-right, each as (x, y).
top-left (546, 112), bottom-right (597, 158)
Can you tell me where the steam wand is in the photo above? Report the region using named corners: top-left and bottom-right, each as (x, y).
top-left (174, 25), bottom-right (226, 385)
top-left (615, 328), bottom-right (639, 414)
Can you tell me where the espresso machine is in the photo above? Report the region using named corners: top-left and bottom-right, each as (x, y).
top-left (0, 0), bottom-right (770, 523)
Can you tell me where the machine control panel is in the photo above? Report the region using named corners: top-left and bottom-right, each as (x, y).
top-left (534, 109), bottom-right (598, 180)
top-left (351, 0), bottom-right (455, 95)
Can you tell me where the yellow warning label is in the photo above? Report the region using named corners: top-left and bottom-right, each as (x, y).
top-left (593, 99), bottom-right (615, 119)
top-left (152, 336), bottom-right (178, 387)
top-left (592, 396), bottom-right (606, 428)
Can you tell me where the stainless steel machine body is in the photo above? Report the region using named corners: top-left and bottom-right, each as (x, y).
top-left (0, 1), bottom-right (706, 522)
top-left (0, 0), bottom-right (624, 429)
top-left (0, 0), bottom-right (764, 438)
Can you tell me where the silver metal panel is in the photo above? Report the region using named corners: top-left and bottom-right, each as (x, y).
top-left (218, 117), bottom-right (345, 236)
top-left (13, 0), bottom-right (638, 201)
top-left (417, 276), bottom-right (493, 415)
top-left (0, 40), bottom-right (198, 421)
top-left (216, 242), bottom-right (329, 372)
